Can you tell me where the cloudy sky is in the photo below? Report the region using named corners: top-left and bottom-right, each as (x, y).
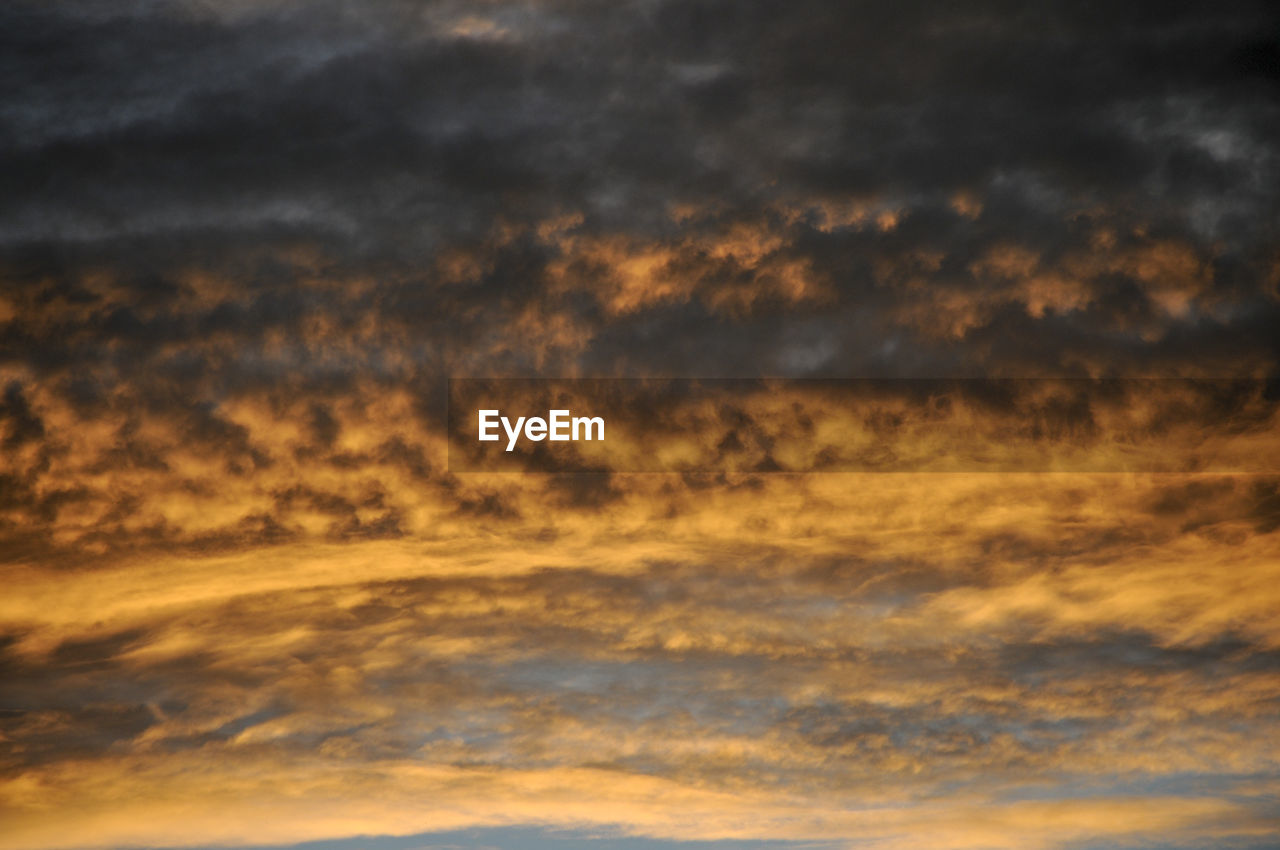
top-left (2, 1), bottom-right (1279, 848)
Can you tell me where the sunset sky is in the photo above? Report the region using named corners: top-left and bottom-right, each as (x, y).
top-left (2, 2), bottom-right (1280, 849)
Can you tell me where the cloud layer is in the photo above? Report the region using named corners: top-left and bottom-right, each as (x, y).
top-left (2, 1), bottom-right (1279, 848)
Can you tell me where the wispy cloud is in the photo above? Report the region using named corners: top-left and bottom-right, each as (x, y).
top-left (2, 0), bottom-right (1278, 848)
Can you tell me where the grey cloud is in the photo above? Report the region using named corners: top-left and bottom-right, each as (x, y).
top-left (3, 1), bottom-right (1276, 373)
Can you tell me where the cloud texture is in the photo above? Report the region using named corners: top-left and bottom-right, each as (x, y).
top-left (2, 1), bottom-right (1279, 848)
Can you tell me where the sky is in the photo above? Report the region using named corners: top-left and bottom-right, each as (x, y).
top-left (2, 1), bottom-right (1280, 849)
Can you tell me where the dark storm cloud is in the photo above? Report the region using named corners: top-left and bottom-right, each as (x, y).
top-left (2, 0), bottom-right (1277, 385)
